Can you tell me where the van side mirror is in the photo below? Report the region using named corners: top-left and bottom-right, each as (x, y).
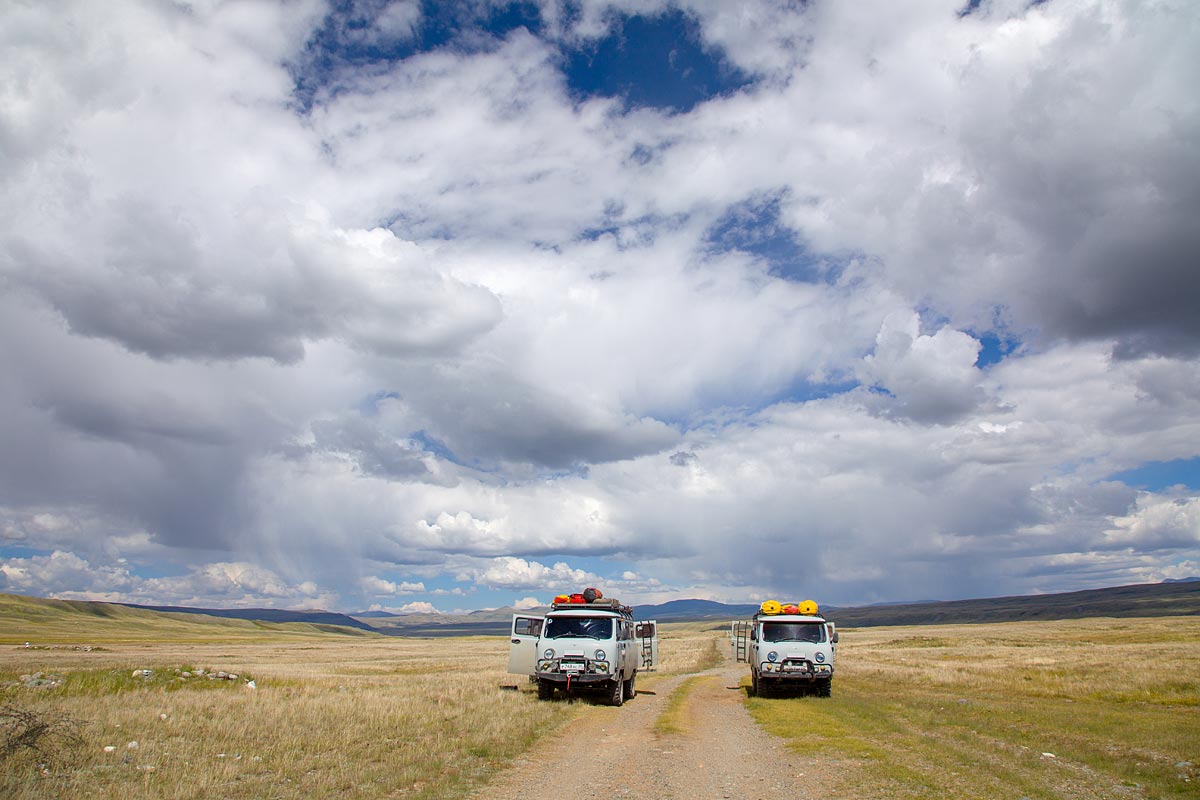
top-left (832, 631), bottom-right (839, 643)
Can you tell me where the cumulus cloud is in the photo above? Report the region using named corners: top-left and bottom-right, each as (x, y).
top-left (1103, 495), bottom-right (1200, 551)
top-left (473, 557), bottom-right (596, 591)
top-left (393, 601), bottom-right (440, 614)
top-left (0, 553), bottom-right (330, 608)
top-left (858, 311), bottom-right (984, 423)
top-left (360, 576), bottom-right (426, 596)
top-left (0, 551), bottom-right (134, 597)
top-left (0, 0), bottom-right (1196, 611)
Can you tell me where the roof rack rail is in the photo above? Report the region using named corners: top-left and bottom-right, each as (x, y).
top-left (550, 599), bottom-right (634, 616)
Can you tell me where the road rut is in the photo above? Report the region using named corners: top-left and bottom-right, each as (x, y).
top-left (476, 656), bottom-right (830, 800)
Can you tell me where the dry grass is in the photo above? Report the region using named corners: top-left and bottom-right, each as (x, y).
top-left (649, 622), bottom-right (724, 676)
top-left (0, 637), bottom-right (562, 799)
top-left (0, 612), bottom-right (722, 799)
top-left (747, 616), bottom-right (1200, 799)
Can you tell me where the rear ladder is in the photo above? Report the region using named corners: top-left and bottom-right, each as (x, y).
top-left (731, 620), bottom-right (751, 663)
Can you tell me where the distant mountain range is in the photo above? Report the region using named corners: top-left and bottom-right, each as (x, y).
top-left (105, 579), bottom-right (1199, 637)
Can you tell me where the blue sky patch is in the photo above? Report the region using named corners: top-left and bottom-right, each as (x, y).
top-left (562, 9), bottom-right (754, 113)
top-left (0, 543), bottom-right (52, 562)
top-left (1109, 457), bottom-right (1200, 492)
top-left (293, 3), bottom-right (751, 115)
top-left (769, 376), bottom-right (861, 407)
top-left (705, 194), bottom-right (847, 283)
top-left (292, 1), bottom-right (544, 110)
top-left (974, 331), bottom-right (1020, 368)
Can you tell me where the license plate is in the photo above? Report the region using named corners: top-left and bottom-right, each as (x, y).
top-left (563, 663), bottom-right (584, 673)
top-left (783, 664), bottom-right (806, 672)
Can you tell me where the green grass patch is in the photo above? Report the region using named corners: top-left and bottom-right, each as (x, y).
top-left (2, 666), bottom-right (254, 698)
top-left (654, 676), bottom-right (704, 735)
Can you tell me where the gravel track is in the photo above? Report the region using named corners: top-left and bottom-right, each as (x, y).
top-left (476, 655), bottom-right (831, 800)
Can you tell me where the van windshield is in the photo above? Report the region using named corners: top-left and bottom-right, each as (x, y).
top-left (762, 622), bottom-right (825, 643)
top-left (544, 617), bottom-right (613, 640)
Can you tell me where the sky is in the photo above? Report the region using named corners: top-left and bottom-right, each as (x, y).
top-left (1, 0), bottom-right (1198, 614)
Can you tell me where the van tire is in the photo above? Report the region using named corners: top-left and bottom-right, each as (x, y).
top-left (623, 671), bottom-right (636, 700)
top-left (750, 670), bottom-right (759, 697)
top-left (816, 678), bottom-right (832, 698)
top-left (608, 677), bottom-right (624, 707)
top-left (537, 679), bottom-right (554, 700)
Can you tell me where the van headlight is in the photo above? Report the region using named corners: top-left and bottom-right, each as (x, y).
top-left (594, 649), bottom-right (606, 662)
top-left (815, 652), bottom-right (825, 663)
top-left (767, 651), bottom-right (778, 662)
top-left (543, 648), bottom-right (555, 659)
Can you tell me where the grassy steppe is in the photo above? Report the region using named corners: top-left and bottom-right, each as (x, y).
top-left (748, 616), bottom-right (1200, 799)
top-left (0, 594), bottom-right (718, 799)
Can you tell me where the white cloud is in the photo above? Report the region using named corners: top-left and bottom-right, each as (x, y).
top-left (0, 551), bottom-right (132, 595)
top-left (858, 311), bottom-right (984, 422)
top-left (513, 596), bottom-right (544, 610)
top-left (1104, 495), bottom-right (1200, 550)
top-left (474, 557), bottom-right (596, 591)
top-left (0, 552), bottom-right (333, 609)
top-left (0, 0), bottom-right (1196, 611)
top-left (394, 601), bottom-right (440, 614)
top-left (360, 576), bottom-right (426, 595)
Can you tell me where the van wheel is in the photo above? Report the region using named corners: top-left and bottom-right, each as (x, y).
top-left (623, 671), bottom-right (636, 700)
top-left (537, 679), bottom-right (554, 700)
top-left (816, 678), bottom-right (832, 698)
top-left (608, 677), bottom-right (624, 707)
top-left (750, 671), bottom-right (759, 697)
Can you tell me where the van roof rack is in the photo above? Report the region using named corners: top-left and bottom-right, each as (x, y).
top-left (551, 598), bottom-right (634, 616)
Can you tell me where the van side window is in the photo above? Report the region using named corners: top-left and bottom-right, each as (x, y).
top-left (515, 618), bottom-right (543, 636)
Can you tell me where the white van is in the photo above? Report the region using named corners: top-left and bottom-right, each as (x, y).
top-left (732, 600), bottom-right (837, 697)
top-left (509, 594), bottom-right (658, 706)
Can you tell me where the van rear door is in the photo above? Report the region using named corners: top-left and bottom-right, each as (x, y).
top-left (507, 614), bottom-right (544, 675)
top-left (635, 620), bottom-right (658, 670)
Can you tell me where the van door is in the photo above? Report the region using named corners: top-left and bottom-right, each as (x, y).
top-left (634, 620), bottom-right (658, 670)
top-left (507, 614), bottom-right (544, 675)
top-left (731, 620), bottom-right (751, 663)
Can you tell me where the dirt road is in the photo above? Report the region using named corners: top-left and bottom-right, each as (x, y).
top-left (476, 656), bottom-right (830, 800)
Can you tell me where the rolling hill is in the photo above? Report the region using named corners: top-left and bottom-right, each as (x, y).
top-left (0, 592), bottom-right (380, 643)
top-left (824, 579), bottom-right (1200, 627)
top-left (120, 603), bottom-right (376, 632)
top-left (5, 579), bottom-right (1197, 641)
top-left (353, 580), bottom-right (1200, 635)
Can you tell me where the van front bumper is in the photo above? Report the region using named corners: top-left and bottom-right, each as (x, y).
top-left (536, 672), bottom-right (614, 685)
top-left (758, 661), bottom-right (833, 680)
